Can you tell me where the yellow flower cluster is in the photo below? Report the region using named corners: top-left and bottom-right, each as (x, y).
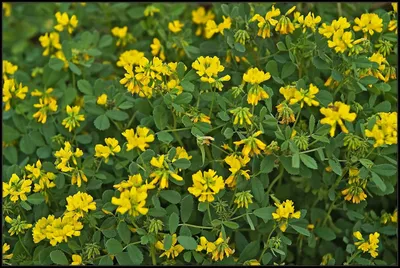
top-left (197, 232), bottom-right (235, 261)
top-left (62, 105), bottom-right (85, 132)
top-left (97, 93), bottom-right (107, 106)
top-left (150, 38), bottom-right (165, 61)
top-left (155, 233), bottom-right (184, 259)
top-left (2, 243), bottom-right (13, 262)
top-left (122, 126), bottom-right (155, 152)
top-left (3, 77), bottom-right (28, 112)
top-left (365, 112), bottom-right (397, 147)
top-left (353, 13), bottom-right (383, 36)
top-left (95, 137), bottom-right (121, 163)
top-left (234, 131), bottom-right (266, 157)
top-left (39, 32), bottom-right (61, 56)
top-left (31, 87), bottom-right (58, 124)
top-left (353, 231), bottom-right (380, 258)
top-left (65, 191), bottom-right (97, 220)
top-left (3, 173), bottom-right (32, 203)
top-left (117, 49), bottom-right (145, 67)
top-left (168, 20), bottom-right (184, 33)
top-left (204, 15), bottom-right (231, 39)
top-left (192, 56), bottom-right (231, 89)
top-left (224, 154), bottom-right (250, 188)
top-left (5, 215), bottom-right (32, 236)
top-left (250, 5), bottom-right (280, 38)
top-left (2, 60), bottom-right (18, 79)
top-left (272, 199), bottom-right (301, 232)
top-left (188, 169), bottom-right (225, 202)
top-left (280, 83), bottom-right (320, 108)
top-left (111, 26), bottom-right (135, 47)
top-left (113, 173), bottom-right (155, 193)
top-left (54, 11), bottom-right (78, 34)
top-left (341, 167), bottom-right (367, 204)
top-left (25, 160), bottom-right (56, 202)
top-left (54, 141), bottom-right (87, 187)
top-left (320, 101), bottom-right (357, 137)
top-left (243, 67), bottom-right (271, 105)
top-left (32, 214), bottom-right (83, 246)
top-left (149, 154), bottom-right (183, 189)
top-left (192, 6), bottom-right (215, 36)
top-left (294, 11), bottom-right (321, 33)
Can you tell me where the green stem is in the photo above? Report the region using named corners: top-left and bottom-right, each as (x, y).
top-left (265, 165), bottom-right (284, 197)
top-left (258, 226), bottom-right (277, 262)
top-left (178, 223), bottom-right (213, 230)
top-left (150, 245), bottom-right (157, 265)
top-left (209, 86), bottom-right (216, 118)
top-left (345, 250), bottom-right (361, 265)
top-left (126, 111), bottom-right (138, 129)
top-left (122, 241), bottom-right (141, 250)
top-left (300, 147), bottom-right (324, 154)
top-left (18, 235), bottom-right (31, 257)
top-left (210, 143), bottom-right (229, 155)
top-left (230, 212), bottom-right (253, 221)
top-left (292, 107), bottom-right (302, 130)
top-left (207, 203), bottom-right (213, 224)
top-left (159, 127), bottom-right (190, 133)
top-left (322, 197), bottom-right (337, 226)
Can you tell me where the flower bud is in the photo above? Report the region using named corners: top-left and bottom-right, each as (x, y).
top-left (148, 219), bottom-right (164, 234)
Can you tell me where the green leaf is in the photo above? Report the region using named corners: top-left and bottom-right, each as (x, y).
top-left (106, 110), bottom-right (129, 121)
top-left (49, 57), bottom-right (64, 71)
top-left (312, 56), bottom-right (330, 70)
top-left (281, 62), bottom-right (296, 79)
top-left (292, 152), bottom-right (300, 169)
top-left (234, 42), bottom-right (246, 52)
top-left (277, 41), bottom-right (287, 51)
top-left (239, 240), bottom-right (260, 262)
top-left (314, 227), bottom-right (336, 241)
top-left (62, 40), bottom-right (72, 60)
top-left (99, 34), bottom-right (113, 48)
top-left (153, 105), bottom-right (168, 130)
top-left (253, 206), bottom-right (276, 222)
top-left (177, 236), bottom-right (197, 250)
top-left (262, 252), bottom-right (273, 264)
top-left (252, 177), bottom-right (265, 203)
top-left (265, 60), bottom-right (279, 77)
top-left (246, 213), bottom-right (255, 230)
top-left (68, 61), bottom-right (82, 75)
top-left (174, 92), bottom-right (193, 104)
top-left (223, 221), bottom-right (239, 229)
top-left (160, 190), bottom-right (181, 204)
top-left (20, 135), bottom-right (36, 155)
top-left (27, 193), bottom-right (45, 205)
top-left (106, 238), bottom-right (123, 254)
top-left (260, 155), bottom-right (275, 174)
top-left (328, 158), bottom-right (342, 176)
top-left (177, 62), bottom-right (186, 80)
top-left (172, 158), bottom-right (191, 169)
top-left (36, 146), bottom-right (51, 159)
top-left (221, 4), bottom-right (230, 15)
top-left (3, 124), bottom-right (20, 143)
top-left (309, 115), bottom-right (315, 134)
top-left (117, 221), bottom-right (131, 244)
top-left (359, 76), bottom-right (378, 85)
top-left (157, 131), bottom-right (174, 144)
top-left (94, 114), bottom-right (110, 131)
top-left (180, 81), bottom-right (194, 92)
top-left (127, 6), bottom-right (145, 19)
top-left (291, 225), bottom-right (310, 236)
top-left (370, 171), bottom-right (386, 191)
top-left (50, 250), bottom-right (68, 265)
top-left (77, 79), bottom-right (93, 95)
top-left (180, 195), bottom-right (194, 223)
top-left (99, 255), bottom-right (113, 265)
top-left (4, 146), bottom-right (18, 164)
top-left (223, 127), bottom-right (234, 139)
top-left (127, 244), bottom-right (143, 264)
top-left (169, 212), bottom-right (179, 234)
top-left (371, 164), bottom-right (397, 176)
top-left (300, 154), bottom-right (318, 169)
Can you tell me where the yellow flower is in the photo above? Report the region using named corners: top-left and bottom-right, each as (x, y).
top-left (65, 192), bottom-right (97, 220)
top-left (62, 105), bottom-right (85, 132)
top-left (388, 20), bottom-right (397, 34)
top-left (54, 12), bottom-right (78, 34)
top-left (272, 199), bottom-right (301, 232)
top-left (2, 243), bottom-right (13, 261)
top-left (224, 154), bottom-right (250, 188)
top-left (276, 102), bottom-right (296, 124)
top-left (365, 112), bottom-right (397, 147)
top-left (2, 60), bottom-right (18, 80)
top-left (341, 183), bottom-right (367, 204)
top-left (97, 94), bottom-right (107, 106)
top-left (318, 17), bottom-right (350, 38)
top-left (3, 3), bottom-right (11, 17)
top-left (155, 234), bottom-right (184, 259)
top-left (250, 5), bottom-right (280, 38)
top-left (391, 210), bottom-right (397, 223)
top-left (279, 85), bottom-right (297, 101)
top-left (218, 16), bottom-right (231, 34)
top-left (320, 102), bottom-right (357, 137)
top-left (294, 11), bottom-right (321, 33)
top-left (144, 5), bottom-right (160, 17)
top-left (113, 173), bottom-right (154, 192)
top-left (122, 126), bottom-right (155, 152)
top-left (289, 83), bottom-right (320, 108)
top-left (172, 146), bottom-right (192, 162)
top-left (211, 232), bottom-right (235, 261)
top-left (111, 26), bottom-right (131, 47)
top-left (192, 56), bottom-right (227, 84)
top-left (196, 236), bottom-right (216, 253)
top-left (95, 137), bottom-right (121, 163)
top-left (116, 49), bottom-right (145, 67)
top-left (150, 38), bottom-right (166, 61)
top-left (191, 113), bottom-right (212, 124)
top-left (353, 13), bottom-right (383, 36)
top-left (204, 16), bottom-right (231, 38)
top-left (32, 96), bottom-right (58, 124)
top-left (353, 231), bottom-right (380, 258)
top-left (192, 6), bottom-right (215, 36)
top-left (112, 186), bottom-right (149, 217)
top-left (275, 6), bottom-right (296, 34)
top-left (71, 254), bottom-right (82, 265)
top-left (39, 32), bottom-right (61, 56)
top-left (149, 155), bottom-right (183, 189)
top-left (53, 50), bottom-right (69, 68)
top-left (327, 29), bottom-right (353, 53)
top-left (243, 67), bottom-right (271, 85)
top-left (234, 131), bottom-right (266, 157)
top-left (3, 173), bottom-right (32, 203)
top-left (168, 20), bottom-right (184, 33)
top-left (188, 169), bottom-right (225, 203)
top-left (54, 141), bottom-right (85, 187)
top-left (244, 259), bottom-right (261, 265)
top-left (2, 78), bottom-right (28, 111)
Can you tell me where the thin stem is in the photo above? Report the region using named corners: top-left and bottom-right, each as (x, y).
top-left (122, 241), bottom-right (141, 250)
top-left (265, 165), bottom-right (284, 197)
top-left (126, 111), bottom-right (138, 129)
top-left (178, 223), bottom-right (213, 230)
top-left (158, 127), bottom-right (190, 133)
top-left (322, 197), bottom-right (337, 226)
top-left (207, 203), bottom-right (213, 224)
top-left (300, 147), bottom-right (324, 154)
top-left (292, 107), bottom-right (302, 130)
top-left (210, 143), bottom-right (229, 155)
top-left (230, 212), bottom-right (253, 221)
top-left (18, 235), bottom-right (31, 257)
top-left (150, 245), bottom-right (157, 265)
top-left (209, 86), bottom-right (216, 118)
top-left (258, 226), bottom-right (277, 262)
top-left (345, 250), bottom-right (361, 265)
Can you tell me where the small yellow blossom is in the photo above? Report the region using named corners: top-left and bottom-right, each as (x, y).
top-left (224, 154), bottom-right (250, 188)
top-left (188, 169), bottom-right (225, 202)
top-left (2, 243), bottom-right (13, 261)
top-left (365, 112), bottom-right (397, 147)
top-left (54, 12), bottom-right (78, 34)
top-left (272, 199), bottom-right (301, 232)
top-left (3, 78), bottom-right (29, 111)
top-left (3, 3), bottom-right (11, 17)
top-left (294, 11), bottom-right (321, 33)
top-left (122, 126), bottom-right (155, 152)
top-left (3, 174), bottom-right (32, 203)
top-left (149, 154), bottom-right (183, 189)
top-left (116, 49), bottom-right (145, 67)
top-left (111, 186), bottom-right (149, 217)
top-left (234, 131), bottom-right (266, 157)
top-left (250, 5), bottom-right (280, 38)
top-left (275, 6), bottom-right (296, 34)
top-left (192, 6), bottom-right (215, 36)
top-left (289, 83), bottom-right (320, 108)
top-left (168, 20), bottom-right (184, 33)
top-left (97, 94), bottom-right (107, 105)
top-left (39, 32), bottom-right (62, 56)
top-left (2, 60), bottom-right (18, 80)
top-left (353, 13), bottom-right (383, 36)
top-left (155, 234), bottom-right (184, 259)
top-left (65, 192), bottom-right (97, 220)
top-left (71, 254), bottom-right (82, 265)
top-left (95, 137), bottom-right (121, 163)
top-left (62, 105), bottom-right (85, 132)
top-left (320, 102), bottom-right (357, 137)
top-left (150, 38), bottom-right (166, 61)
top-left (211, 232), bottom-right (235, 261)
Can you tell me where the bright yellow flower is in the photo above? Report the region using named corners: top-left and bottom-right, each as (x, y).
top-left (122, 126), bottom-right (155, 152)
top-left (2, 78), bottom-right (28, 111)
top-left (204, 16), bottom-right (231, 38)
top-left (275, 6), bottom-right (296, 34)
top-left (211, 232), bottom-right (235, 261)
top-left (192, 56), bottom-right (228, 84)
top-left (191, 113), bottom-right (211, 124)
top-left (144, 5), bottom-right (160, 17)
top-left (71, 254), bottom-right (82, 265)
top-left (318, 17), bottom-right (350, 38)
top-left (111, 186), bottom-right (149, 216)
top-left (224, 154), bottom-right (250, 188)
top-left (353, 13), bottom-right (383, 36)
top-left (172, 146), bottom-right (192, 162)
top-left (289, 83), bottom-right (320, 108)
top-left (149, 155), bottom-right (183, 189)
top-left (243, 67), bottom-right (271, 85)
top-left (32, 96), bottom-right (58, 124)
top-left (388, 19), bottom-right (397, 34)
top-left (54, 12), bottom-right (78, 34)
top-left (250, 5), bottom-right (280, 38)
top-left (111, 26), bottom-right (131, 47)
top-left (192, 6), bottom-right (215, 36)
top-left (39, 32), bottom-right (61, 56)
top-left (294, 11), bottom-right (321, 33)
top-left (272, 199), bottom-right (301, 232)
top-left (234, 131), bottom-right (266, 156)
top-left (97, 93), bottom-right (107, 105)
top-left (65, 192), bottom-right (96, 220)
top-left (116, 49), bottom-right (145, 67)
top-left (327, 29), bottom-right (353, 53)
top-left (196, 236), bottom-right (216, 253)
top-left (188, 169), bottom-right (225, 203)
top-left (353, 231), bottom-right (380, 258)
top-left (3, 3), bottom-right (11, 17)
top-left (155, 234), bottom-right (184, 259)
top-left (320, 102), bottom-right (357, 137)
top-left (2, 243), bottom-right (13, 261)
top-left (62, 105), bottom-right (85, 132)
top-left (3, 174), bottom-right (32, 203)
top-left (113, 173), bottom-right (155, 192)
top-left (150, 38), bottom-right (165, 61)
top-left (168, 20), bottom-right (184, 33)
top-left (2, 60), bottom-right (18, 80)
top-left (365, 112), bottom-right (397, 147)
top-left (95, 137), bottom-right (121, 163)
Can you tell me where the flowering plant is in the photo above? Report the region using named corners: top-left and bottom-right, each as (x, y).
top-left (2, 2), bottom-right (397, 266)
